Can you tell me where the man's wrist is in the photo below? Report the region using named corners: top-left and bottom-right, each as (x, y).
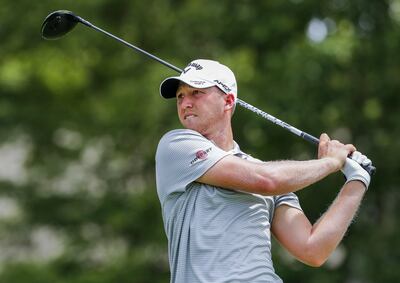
top-left (322, 157), bottom-right (342, 173)
top-left (345, 179), bottom-right (368, 191)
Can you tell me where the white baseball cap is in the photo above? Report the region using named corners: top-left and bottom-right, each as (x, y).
top-left (159, 59), bottom-right (237, 101)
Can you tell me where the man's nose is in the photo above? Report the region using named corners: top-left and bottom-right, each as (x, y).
top-left (181, 95), bottom-right (193, 108)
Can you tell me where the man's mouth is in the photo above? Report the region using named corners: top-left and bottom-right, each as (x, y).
top-left (184, 114), bottom-right (197, 120)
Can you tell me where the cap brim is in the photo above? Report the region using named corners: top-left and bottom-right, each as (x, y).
top-left (159, 76), bottom-right (215, 99)
top-left (160, 77), bottom-right (181, 99)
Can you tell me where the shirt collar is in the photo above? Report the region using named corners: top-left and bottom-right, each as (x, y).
top-left (227, 141), bottom-right (242, 155)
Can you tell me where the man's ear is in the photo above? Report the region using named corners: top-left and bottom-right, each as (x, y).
top-left (224, 93), bottom-right (236, 111)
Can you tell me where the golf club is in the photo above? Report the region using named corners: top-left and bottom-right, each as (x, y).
top-left (41, 10), bottom-right (181, 73)
top-left (41, 10), bottom-right (376, 175)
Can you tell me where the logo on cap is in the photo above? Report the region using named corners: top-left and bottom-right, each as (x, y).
top-left (213, 79), bottom-right (232, 93)
top-left (189, 80), bottom-right (207, 85)
top-left (183, 62), bottom-right (203, 74)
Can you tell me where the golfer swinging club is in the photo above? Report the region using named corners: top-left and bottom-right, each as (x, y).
top-left (155, 59), bottom-right (372, 283)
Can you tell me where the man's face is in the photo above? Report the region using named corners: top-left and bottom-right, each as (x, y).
top-left (176, 84), bottom-right (227, 135)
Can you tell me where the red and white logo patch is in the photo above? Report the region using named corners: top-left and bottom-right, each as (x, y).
top-left (196, 150), bottom-right (208, 160)
top-left (190, 147), bottom-right (212, 166)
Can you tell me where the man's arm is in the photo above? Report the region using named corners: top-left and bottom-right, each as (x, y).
top-left (197, 156), bottom-right (339, 195)
top-left (197, 133), bottom-right (354, 196)
top-left (271, 154), bottom-right (372, 267)
top-left (271, 180), bottom-right (366, 267)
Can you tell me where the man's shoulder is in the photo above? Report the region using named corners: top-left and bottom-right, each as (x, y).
top-left (158, 129), bottom-right (206, 147)
top-left (160, 129), bottom-right (203, 140)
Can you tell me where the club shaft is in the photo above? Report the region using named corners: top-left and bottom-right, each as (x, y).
top-left (236, 98), bottom-right (319, 144)
top-left (76, 16), bottom-right (183, 73)
top-left (235, 99), bottom-right (375, 174)
top-left (73, 14), bottom-right (375, 175)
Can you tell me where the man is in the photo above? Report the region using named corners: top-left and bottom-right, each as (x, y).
top-left (155, 59), bottom-right (372, 283)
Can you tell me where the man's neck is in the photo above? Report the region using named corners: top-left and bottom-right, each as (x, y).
top-left (203, 127), bottom-right (234, 151)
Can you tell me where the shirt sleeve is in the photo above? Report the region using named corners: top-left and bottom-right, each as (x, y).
top-left (274, 193), bottom-right (302, 211)
top-left (155, 129), bottom-right (231, 203)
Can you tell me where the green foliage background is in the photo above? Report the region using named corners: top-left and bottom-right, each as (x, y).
top-left (0, 0), bottom-right (399, 282)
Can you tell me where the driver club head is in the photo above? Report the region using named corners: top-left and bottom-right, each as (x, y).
top-left (41, 10), bottom-right (80, 40)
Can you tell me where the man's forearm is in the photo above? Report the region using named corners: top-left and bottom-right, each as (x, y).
top-left (261, 158), bottom-right (340, 195)
top-left (306, 181), bottom-right (366, 264)
top-left (198, 155), bottom-right (342, 196)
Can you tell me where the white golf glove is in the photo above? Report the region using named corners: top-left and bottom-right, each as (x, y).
top-left (341, 151), bottom-right (372, 189)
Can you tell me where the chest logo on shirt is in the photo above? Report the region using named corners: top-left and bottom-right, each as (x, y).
top-left (190, 147), bottom-right (212, 166)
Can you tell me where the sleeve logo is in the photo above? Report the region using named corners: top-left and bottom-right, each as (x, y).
top-left (190, 147), bottom-right (212, 166)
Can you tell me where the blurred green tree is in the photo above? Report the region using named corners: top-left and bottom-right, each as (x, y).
top-left (0, 0), bottom-right (398, 282)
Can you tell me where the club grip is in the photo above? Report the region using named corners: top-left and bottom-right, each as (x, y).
top-left (301, 132), bottom-right (320, 145)
top-left (359, 162), bottom-right (376, 176)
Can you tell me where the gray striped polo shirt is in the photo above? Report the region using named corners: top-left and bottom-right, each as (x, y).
top-left (156, 129), bottom-right (302, 283)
